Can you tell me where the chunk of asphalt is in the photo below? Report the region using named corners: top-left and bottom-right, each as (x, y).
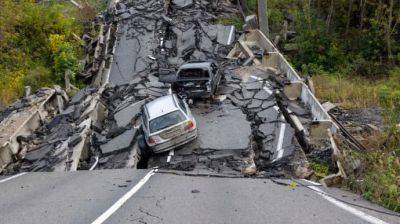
top-left (24, 145), bottom-right (53, 162)
top-left (100, 128), bottom-right (137, 155)
top-left (114, 100), bottom-right (144, 128)
top-left (61, 105), bottom-right (75, 115)
top-left (68, 134), bottom-right (82, 148)
top-left (258, 122), bottom-right (277, 138)
top-left (262, 101), bottom-right (276, 110)
top-left (233, 91), bottom-right (244, 100)
top-left (254, 90), bottom-right (271, 100)
top-left (172, 0), bottom-right (193, 8)
top-left (193, 103), bottom-right (251, 150)
top-left (243, 81), bottom-right (263, 91)
top-left (241, 88), bottom-right (255, 99)
top-left (247, 99), bottom-right (263, 109)
top-left (287, 101), bottom-right (310, 116)
top-left (227, 95), bottom-right (250, 108)
top-left (70, 88), bottom-right (94, 105)
top-left (208, 153), bottom-right (234, 160)
top-left (174, 27), bottom-right (196, 58)
top-left (216, 25), bottom-right (235, 45)
top-left (257, 107), bottom-right (281, 123)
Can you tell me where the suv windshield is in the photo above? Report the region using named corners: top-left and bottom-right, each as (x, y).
top-left (178, 68), bottom-right (209, 79)
top-left (149, 110), bottom-right (186, 133)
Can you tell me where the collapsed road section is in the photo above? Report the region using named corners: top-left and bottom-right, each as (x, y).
top-left (0, 0), bottom-right (341, 181)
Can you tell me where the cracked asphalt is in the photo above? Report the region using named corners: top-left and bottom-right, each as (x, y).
top-left (0, 170), bottom-right (398, 224)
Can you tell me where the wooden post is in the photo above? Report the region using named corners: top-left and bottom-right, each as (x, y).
top-left (258, 0), bottom-right (270, 38)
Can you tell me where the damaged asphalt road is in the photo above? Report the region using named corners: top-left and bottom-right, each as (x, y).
top-left (1, 0), bottom-right (312, 178)
top-left (0, 170), bottom-right (397, 224)
top-left (89, 0), bottom-right (310, 177)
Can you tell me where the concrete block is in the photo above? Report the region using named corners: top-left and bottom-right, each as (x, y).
top-left (100, 128), bottom-right (137, 155)
top-left (114, 100), bottom-right (145, 128)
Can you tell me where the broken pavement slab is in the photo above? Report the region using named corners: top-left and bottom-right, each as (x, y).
top-left (100, 128), bottom-right (137, 155)
top-left (192, 103), bottom-right (251, 151)
top-left (0, 88), bottom-right (60, 172)
top-left (114, 100), bottom-right (145, 128)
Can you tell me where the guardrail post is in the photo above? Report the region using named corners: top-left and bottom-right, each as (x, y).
top-left (258, 0), bottom-right (269, 37)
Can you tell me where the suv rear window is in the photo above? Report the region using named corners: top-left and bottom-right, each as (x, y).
top-left (178, 68), bottom-right (209, 79)
top-left (149, 110), bottom-right (186, 133)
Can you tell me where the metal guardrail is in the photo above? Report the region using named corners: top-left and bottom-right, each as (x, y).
top-left (243, 29), bottom-right (335, 129)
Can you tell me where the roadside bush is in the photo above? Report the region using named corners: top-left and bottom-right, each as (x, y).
top-left (0, 0), bottom-right (92, 107)
top-left (49, 34), bottom-right (79, 81)
top-left (293, 15), bottom-right (346, 74)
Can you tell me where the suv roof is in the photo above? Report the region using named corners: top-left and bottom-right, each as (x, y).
top-left (145, 95), bottom-right (179, 120)
top-left (179, 62), bottom-right (212, 70)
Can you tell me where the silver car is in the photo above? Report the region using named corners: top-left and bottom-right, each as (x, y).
top-left (139, 94), bottom-right (197, 155)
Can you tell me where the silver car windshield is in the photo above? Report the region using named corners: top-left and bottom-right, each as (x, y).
top-left (149, 110), bottom-right (186, 133)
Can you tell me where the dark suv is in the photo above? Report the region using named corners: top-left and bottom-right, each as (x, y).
top-left (161, 61), bottom-right (221, 98)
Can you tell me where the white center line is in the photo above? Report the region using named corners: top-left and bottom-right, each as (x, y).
top-left (227, 25), bottom-right (235, 45)
top-left (308, 186), bottom-right (389, 224)
top-left (167, 149), bottom-right (174, 163)
top-left (90, 169), bottom-right (157, 224)
top-left (0, 172), bottom-right (27, 184)
top-left (273, 123), bottom-right (286, 162)
top-left (89, 156), bottom-right (99, 171)
top-left (263, 86), bottom-right (273, 95)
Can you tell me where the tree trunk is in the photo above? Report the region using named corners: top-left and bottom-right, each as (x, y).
top-left (240, 0), bottom-right (247, 13)
top-left (326, 0), bottom-right (334, 32)
top-left (345, 0), bottom-right (354, 34)
top-left (386, 0), bottom-right (394, 63)
top-left (359, 0), bottom-right (366, 29)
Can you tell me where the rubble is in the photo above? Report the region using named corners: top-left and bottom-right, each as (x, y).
top-left (0, 87), bottom-right (67, 173)
top-left (1, 0), bottom-right (337, 181)
top-left (100, 128), bottom-right (137, 155)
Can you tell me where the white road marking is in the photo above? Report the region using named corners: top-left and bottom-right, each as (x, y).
top-left (91, 169), bottom-right (157, 224)
top-left (250, 75), bottom-right (263, 81)
top-left (301, 179), bottom-right (322, 186)
top-left (227, 25), bottom-right (235, 45)
top-left (263, 86), bottom-right (273, 95)
top-left (0, 172), bottom-right (26, 184)
top-left (89, 156), bottom-right (99, 171)
top-left (272, 123), bottom-right (286, 162)
top-left (308, 186), bottom-right (389, 224)
top-left (167, 149), bottom-right (174, 163)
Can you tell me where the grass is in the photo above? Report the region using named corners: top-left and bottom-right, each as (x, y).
top-left (215, 16), bottom-right (244, 31)
top-left (309, 161), bottom-right (329, 179)
top-left (313, 68), bottom-right (400, 109)
top-left (312, 74), bottom-right (380, 109)
top-left (313, 68), bottom-right (400, 212)
top-left (343, 145), bottom-right (400, 212)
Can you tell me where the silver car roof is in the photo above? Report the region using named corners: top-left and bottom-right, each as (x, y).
top-left (179, 62), bottom-right (212, 70)
top-left (145, 95), bottom-right (179, 120)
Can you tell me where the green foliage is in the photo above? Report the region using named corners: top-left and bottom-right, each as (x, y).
top-left (259, 0), bottom-right (400, 212)
top-left (360, 151), bottom-right (400, 212)
top-left (215, 17), bottom-right (244, 31)
top-left (0, 0), bottom-right (88, 106)
top-left (49, 34), bottom-right (79, 80)
top-left (294, 20), bottom-right (345, 74)
top-left (309, 161), bottom-right (329, 179)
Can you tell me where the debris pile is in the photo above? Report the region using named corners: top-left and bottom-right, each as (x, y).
top-left (0, 87), bottom-right (68, 173)
top-left (7, 87), bottom-right (101, 172)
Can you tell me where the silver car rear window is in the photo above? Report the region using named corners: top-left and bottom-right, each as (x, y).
top-left (149, 110), bottom-right (186, 133)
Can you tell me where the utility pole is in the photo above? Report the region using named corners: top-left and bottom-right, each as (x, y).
top-left (258, 0), bottom-right (270, 38)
